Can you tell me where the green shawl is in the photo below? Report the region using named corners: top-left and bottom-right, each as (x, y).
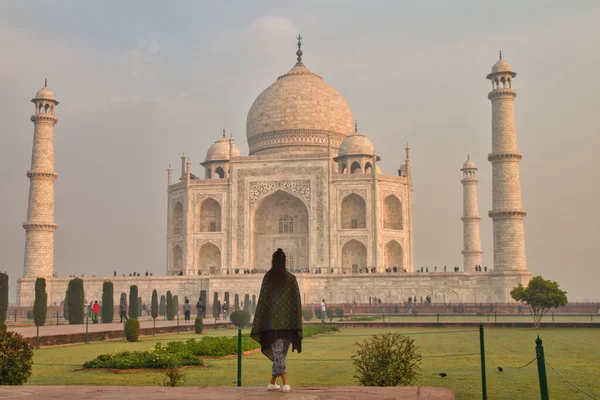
top-left (251, 270), bottom-right (302, 361)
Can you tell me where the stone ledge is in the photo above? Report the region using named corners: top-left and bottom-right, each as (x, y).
top-left (0, 386), bottom-right (455, 400)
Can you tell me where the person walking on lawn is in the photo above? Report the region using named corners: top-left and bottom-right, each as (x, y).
top-left (251, 248), bottom-right (302, 393)
top-left (320, 299), bottom-right (326, 323)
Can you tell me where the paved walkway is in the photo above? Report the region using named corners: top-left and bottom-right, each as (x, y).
top-left (10, 318), bottom-right (225, 338)
top-left (0, 386), bottom-right (455, 399)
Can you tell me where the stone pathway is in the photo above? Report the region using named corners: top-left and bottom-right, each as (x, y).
top-left (9, 318), bottom-right (223, 338)
top-left (0, 386), bottom-right (455, 399)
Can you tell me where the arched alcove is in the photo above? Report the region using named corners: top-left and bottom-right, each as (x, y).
top-left (198, 242), bottom-right (221, 275)
top-left (173, 202), bottom-right (184, 235)
top-left (173, 245), bottom-right (183, 272)
top-left (384, 240), bottom-right (403, 269)
top-left (383, 195), bottom-right (402, 230)
top-left (351, 161), bottom-right (361, 174)
top-left (341, 194), bottom-right (366, 229)
top-left (341, 239), bottom-right (366, 273)
top-left (198, 198), bottom-right (221, 232)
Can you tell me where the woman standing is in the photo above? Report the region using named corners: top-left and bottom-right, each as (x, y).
top-left (251, 248), bottom-right (302, 393)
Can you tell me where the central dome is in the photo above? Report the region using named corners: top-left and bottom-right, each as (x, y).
top-left (246, 61), bottom-right (354, 156)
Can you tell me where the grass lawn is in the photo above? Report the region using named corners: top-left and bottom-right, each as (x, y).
top-left (29, 327), bottom-right (599, 400)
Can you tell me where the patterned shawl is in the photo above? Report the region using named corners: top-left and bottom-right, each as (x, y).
top-left (251, 270), bottom-right (303, 361)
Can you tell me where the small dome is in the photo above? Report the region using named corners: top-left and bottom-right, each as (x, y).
top-left (338, 132), bottom-right (375, 156)
top-left (462, 156), bottom-right (476, 169)
top-left (205, 137), bottom-right (242, 162)
top-left (34, 80), bottom-right (56, 101)
top-left (491, 59), bottom-right (512, 74)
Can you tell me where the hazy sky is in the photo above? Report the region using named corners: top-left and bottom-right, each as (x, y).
top-left (1, 1), bottom-right (599, 302)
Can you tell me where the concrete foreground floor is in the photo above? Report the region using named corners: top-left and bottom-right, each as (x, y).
top-left (0, 386), bottom-right (455, 400)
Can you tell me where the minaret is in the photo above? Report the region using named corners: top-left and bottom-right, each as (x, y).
top-left (487, 52), bottom-right (527, 271)
top-left (461, 155), bottom-right (483, 272)
top-left (23, 80), bottom-right (59, 278)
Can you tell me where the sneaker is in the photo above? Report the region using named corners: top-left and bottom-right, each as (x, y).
top-left (282, 384), bottom-right (291, 393)
top-left (267, 383), bottom-right (281, 391)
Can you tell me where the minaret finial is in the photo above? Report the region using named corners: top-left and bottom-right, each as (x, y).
top-left (222, 126), bottom-right (226, 138)
top-left (44, 78), bottom-right (47, 87)
top-left (296, 34), bottom-right (303, 64)
top-left (467, 154), bottom-right (470, 161)
top-left (499, 50), bottom-right (502, 60)
top-left (354, 120), bottom-right (358, 133)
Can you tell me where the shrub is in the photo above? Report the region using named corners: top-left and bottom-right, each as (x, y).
top-left (151, 290), bottom-right (159, 320)
top-left (302, 308), bottom-right (313, 321)
top-left (194, 318), bottom-right (203, 334)
top-left (0, 331), bottom-right (34, 385)
top-left (303, 324), bottom-right (339, 338)
top-left (160, 368), bottom-right (185, 387)
top-left (314, 306), bottom-right (323, 320)
top-left (66, 278), bottom-right (84, 324)
top-left (33, 278), bottom-right (47, 327)
top-left (159, 295), bottom-right (166, 317)
top-left (230, 310), bottom-right (251, 328)
top-left (234, 294), bottom-right (239, 311)
top-left (326, 308), bottom-right (334, 322)
top-left (125, 319), bottom-right (140, 342)
top-left (166, 291), bottom-right (174, 321)
top-left (0, 272), bottom-right (9, 324)
top-left (26, 310), bottom-right (33, 321)
top-left (101, 281), bottom-right (114, 323)
top-left (352, 332), bottom-right (421, 386)
top-left (181, 335), bottom-right (259, 356)
top-left (129, 285), bottom-right (138, 319)
top-left (335, 307), bottom-right (345, 320)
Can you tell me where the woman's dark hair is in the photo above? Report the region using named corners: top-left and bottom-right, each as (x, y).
top-left (271, 248), bottom-right (287, 288)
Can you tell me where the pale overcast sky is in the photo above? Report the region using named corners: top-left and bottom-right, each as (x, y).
top-left (1, 1), bottom-right (598, 302)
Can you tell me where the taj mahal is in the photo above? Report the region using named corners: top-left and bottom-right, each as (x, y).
top-left (16, 39), bottom-right (531, 306)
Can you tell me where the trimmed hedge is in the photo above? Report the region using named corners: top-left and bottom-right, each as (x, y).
top-left (335, 307), bottom-right (344, 319)
top-left (194, 318), bottom-right (203, 334)
top-left (101, 281), bottom-right (114, 323)
top-left (33, 277), bottom-right (47, 327)
top-left (314, 306), bottom-right (323, 320)
top-left (0, 331), bottom-right (34, 385)
top-left (129, 285), bottom-right (138, 319)
top-left (251, 295), bottom-right (257, 314)
top-left (234, 294), bottom-right (240, 311)
top-left (230, 310), bottom-right (251, 328)
top-left (159, 295), bottom-right (166, 317)
top-left (173, 296), bottom-right (179, 317)
top-left (326, 308), bottom-right (334, 322)
top-left (212, 292), bottom-right (219, 318)
top-left (199, 290), bottom-right (207, 318)
top-left (125, 319), bottom-right (140, 342)
top-left (302, 308), bottom-right (313, 321)
top-left (0, 272), bottom-right (8, 324)
top-left (243, 294), bottom-right (250, 313)
top-left (66, 278), bottom-right (84, 325)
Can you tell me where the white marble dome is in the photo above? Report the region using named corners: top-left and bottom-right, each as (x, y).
top-left (339, 133), bottom-right (375, 156)
top-left (491, 59), bottom-right (512, 74)
top-left (246, 62), bottom-right (354, 155)
top-left (462, 156), bottom-right (476, 169)
top-left (205, 136), bottom-right (242, 161)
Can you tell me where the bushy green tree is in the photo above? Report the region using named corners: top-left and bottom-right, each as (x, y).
top-left (352, 332), bottom-right (421, 386)
top-left (33, 278), bottom-right (47, 327)
top-left (129, 285), bottom-right (138, 319)
top-left (166, 291), bottom-right (174, 321)
top-left (335, 307), bottom-right (345, 320)
top-left (101, 281), bottom-right (114, 323)
top-left (326, 308), bottom-right (334, 322)
top-left (159, 295), bottom-right (166, 317)
top-left (234, 294), bottom-right (239, 311)
top-left (230, 310), bottom-right (251, 328)
top-left (0, 272), bottom-right (8, 324)
top-left (302, 308), bottom-right (313, 321)
top-left (511, 276), bottom-right (568, 328)
top-left (66, 278), bottom-right (84, 325)
top-left (151, 290), bottom-right (159, 320)
top-left (0, 331), bottom-right (34, 385)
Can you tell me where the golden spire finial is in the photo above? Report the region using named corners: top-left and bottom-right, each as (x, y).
top-left (296, 34), bottom-right (303, 64)
top-left (44, 78), bottom-right (47, 87)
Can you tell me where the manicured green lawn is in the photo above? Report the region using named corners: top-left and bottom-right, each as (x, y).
top-left (29, 327), bottom-right (599, 400)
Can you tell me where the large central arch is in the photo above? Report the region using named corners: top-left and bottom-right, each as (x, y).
top-left (252, 190), bottom-right (309, 270)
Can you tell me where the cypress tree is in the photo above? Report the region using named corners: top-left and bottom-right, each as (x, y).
top-left (129, 285), bottom-right (138, 319)
top-left (151, 290), bottom-right (158, 320)
top-left (159, 295), bottom-right (166, 317)
top-left (66, 278), bottom-right (84, 324)
top-left (224, 292), bottom-right (230, 309)
top-left (234, 293), bottom-right (240, 311)
top-left (101, 281), bottom-right (114, 323)
top-left (200, 290), bottom-right (207, 318)
top-left (244, 294), bottom-right (250, 312)
top-left (63, 290), bottom-right (69, 321)
top-left (252, 294), bottom-right (257, 314)
top-left (137, 297), bottom-right (142, 318)
top-left (173, 295), bottom-right (179, 317)
top-left (0, 272), bottom-right (9, 324)
top-left (33, 277), bottom-right (47, 327)
top-left (212, 292), bottom-right (219, 318)
top-left (166, 291), bottom-right (174, 321)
